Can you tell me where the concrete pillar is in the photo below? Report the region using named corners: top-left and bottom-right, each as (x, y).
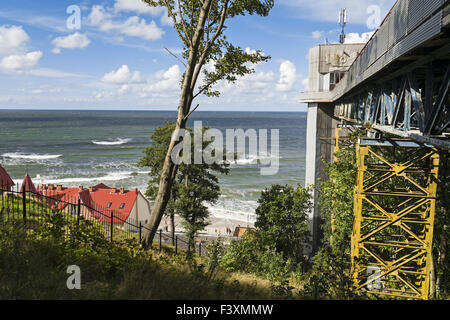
top-left (305, 102), bottom-right (338, 255)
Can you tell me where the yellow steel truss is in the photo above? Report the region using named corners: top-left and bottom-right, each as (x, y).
top-left (351, 142), bottom-right (440, 300)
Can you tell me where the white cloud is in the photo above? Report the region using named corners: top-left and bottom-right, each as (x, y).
top-left (88, 5), bottom-right (110, 26)
top-left (160, 8), bottom-right (173, 26)
top-left (88, 5), bottom-right (164, 41)
top-left (147, 65), bottom-right (181, 93)
top-left (114, 0), bottom-right (164, 16)
top-left (0, 25), bottom-right (29, 56)
top-left (115, 16), bottom-right (164, 40)
top-left (276, 60), bottom-right (297, 92)
top-left (0, 51), bottom-right (42, 70)
top-left (245, 47), bottom-right (257, 55)
top-left (312, 30), bottom-right (323, 39)
top-left (102, 65), bottom-right (143, 84)
top-left (52, 32), bottom-right (90, 52)
top-left (344, 31), bottom-right (374, 44)
top-left (27, 68), bottom-right (85, 78)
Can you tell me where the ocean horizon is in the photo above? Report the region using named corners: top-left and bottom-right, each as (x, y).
top-left (0, 110), bottom-right (307, 225)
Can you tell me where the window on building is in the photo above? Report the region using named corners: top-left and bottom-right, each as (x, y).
top-left (119, 203), bottom-right (125, 209)
top-left (107, 202), bottom-right (112, 208)
top-left (329, 72), bottom-right (344, 91)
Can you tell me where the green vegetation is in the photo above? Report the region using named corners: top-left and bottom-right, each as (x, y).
top-left (139, 122), bottom-right (229, 253)
top-left (221, 184), bottom-right (311, 297)
top-left (0, 207), bottom-right (278, 299)
top-left (139, 0), bottom-right (274, 247)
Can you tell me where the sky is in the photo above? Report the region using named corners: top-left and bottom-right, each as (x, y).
top-left (0, 0), bottom-right (396, 112)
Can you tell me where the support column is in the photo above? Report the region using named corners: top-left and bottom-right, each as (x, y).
top-left (351, 139), bottom-right (440, 300)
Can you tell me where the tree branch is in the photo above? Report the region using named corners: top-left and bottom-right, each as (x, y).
top-left (184, 104), bottom-right (200, 120)
top-left (190, 0), bottom-right (229, 92)
top-left (177, 0), bottom-right (193, 47)
top-left (164, 46), bottom-right (187, 67)
top-left (162, 0), bottom-right (188, 46)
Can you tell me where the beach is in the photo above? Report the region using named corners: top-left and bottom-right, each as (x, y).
top-left (161, 215), bottom-right (254, 236)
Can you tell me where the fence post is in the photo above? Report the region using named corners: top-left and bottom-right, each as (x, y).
top-left (139, 222), bottom-right (142, 244)
top-left (22, 185), bottom-right (26, 227)
top-left (198, 242), bottom-right (202, 256)
top-left (77, 198), bottom-right (81, 225)
top-left (159, 229), bottom-right (162, 251)
top-left (175, 235), bottom-right (178, 254)
top-left (110, 211), bottom-right (114, 242)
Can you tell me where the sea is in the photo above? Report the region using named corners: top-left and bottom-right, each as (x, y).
top-left (0, 110), bottom-right (307, 225)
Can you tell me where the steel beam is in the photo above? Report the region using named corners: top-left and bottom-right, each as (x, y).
top-left (351, 141), bottom-right (440, 300)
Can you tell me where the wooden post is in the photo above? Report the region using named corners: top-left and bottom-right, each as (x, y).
top-left (159, 229), bottom-right (162, 251)
top-left (139, 222), bottom-right (142, 244)
top-left (175, 235), bottom-right (178, 254)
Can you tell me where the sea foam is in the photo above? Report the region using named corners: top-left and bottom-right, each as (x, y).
top-left (91, 138), bottom-right (132, 145)
top-left (1, 153), bottom-right (62, 160)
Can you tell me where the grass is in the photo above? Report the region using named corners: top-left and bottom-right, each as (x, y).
top-left (0, 193), bottom-right (280, 300)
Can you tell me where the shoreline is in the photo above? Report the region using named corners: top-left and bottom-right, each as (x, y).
top-left (161, 215), bottom-right (254, 237)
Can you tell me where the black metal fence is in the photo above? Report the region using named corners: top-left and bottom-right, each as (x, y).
top-left (0, 183), bottom-right (211, 256)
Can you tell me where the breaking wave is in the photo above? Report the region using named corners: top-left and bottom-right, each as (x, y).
top-left (1, 153), bottom-right (62, 160)
top-left (92, 138), bottom-right (132, 145)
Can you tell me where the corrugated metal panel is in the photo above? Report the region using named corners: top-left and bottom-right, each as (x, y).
top-left (407, 0), bottom-right (425, 32)
top-left (422, 0), bottom-right (444, 20)
top-left (399, 10), bottom-right (442, 56)
top-left (376, 22), bottom-right (388, 60)
top-left (395, 0), bottom-right (409, 42)
top-left (386, 14), bottom-right (395, 50)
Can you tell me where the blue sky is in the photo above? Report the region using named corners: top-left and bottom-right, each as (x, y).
top-left (0, 0), bottom-right (396, 112)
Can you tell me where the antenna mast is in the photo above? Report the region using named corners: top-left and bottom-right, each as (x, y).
top-left (339, 8), bottom-right (347, 44)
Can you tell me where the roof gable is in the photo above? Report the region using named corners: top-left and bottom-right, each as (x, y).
top-left (0, 165), bottom-right (14, 188)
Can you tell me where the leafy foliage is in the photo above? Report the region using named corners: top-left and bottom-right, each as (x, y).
top-left (221, 184), bottom-right (311, 284)
top-left (255, 184), bottom-right (311, 264)
top-left (139, 122), bottom-right (230, 252)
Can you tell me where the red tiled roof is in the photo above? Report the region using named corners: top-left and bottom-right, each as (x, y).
top-left (36, 186), bottom-right (82, 210)
top-left (21, 174), bottom-right (37, 193)
top-left (0, 165), bottom-right (14, 189)
top-left (91, 183), bottom-right (110, 190)
top-left (34, 184), bottom-right (140, 225)
top-left (89, 188), bottom-right (138, 223)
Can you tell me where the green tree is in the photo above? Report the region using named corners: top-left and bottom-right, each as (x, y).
top-left (140, 0), bottom-right (274, 248)
top-left (255, 184), bottom-right (311, 264)
top-left (139, 123), bottom-right (229, 250)
top-left (138, 122), bottom-right (179, 244)
top-left (221, 184), bottom-right (311, 281)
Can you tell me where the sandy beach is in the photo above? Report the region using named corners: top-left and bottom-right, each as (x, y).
top-left (160, 215), bottom-right (254, 236)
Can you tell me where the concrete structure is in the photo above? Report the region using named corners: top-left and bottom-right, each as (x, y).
top-left (302, 44), bottom-right (364, 254)
top-left (300, 0), bottom-right (449, 298)
top-left (301, 0), bottom-right (450, 255)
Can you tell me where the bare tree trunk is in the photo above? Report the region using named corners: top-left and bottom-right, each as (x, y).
top-left (141, 0), bottom-right (212, 249)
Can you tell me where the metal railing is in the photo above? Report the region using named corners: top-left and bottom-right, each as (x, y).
top-left (0, 183), bottom-right (213, 256)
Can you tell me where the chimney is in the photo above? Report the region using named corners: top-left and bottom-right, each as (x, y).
top-left (120, 187), bottom-right (124, 194)
top-left (56, 185), bottom-right (62, 191)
